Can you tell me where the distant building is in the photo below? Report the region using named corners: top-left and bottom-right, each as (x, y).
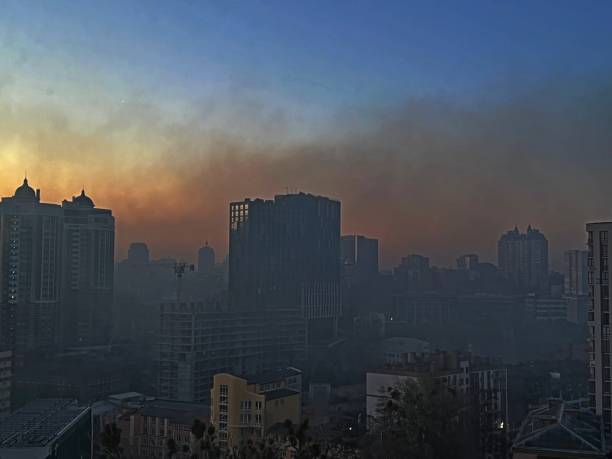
top-left (380, 337), bottom-right (430, 366)
top-left (229, 193), bottom-right (341, 338)
top-left (393, 254), bottom-right (433, 291)
top-left (157, 302), bottom-right (306, 403)
top-left (341, 235), bottom-right (379, 282)
top-left (61, 189), bottom-right (115, 347)
top-left (366, 351), bottom-right (508, 458)
top-left (564, 249), bottom-right (588, 296)
top-left (586, 222), bottom-right (612, 433)
top-left (512, 399), bottom-right (606, 459)
top-left (197, 242), bottom-right (215, 273)
top-left (210, 368), bottom-right (302, 450)
top-left (456, 253), bottom-right (479, 271)
top-left (0, 179), bottom-right (63, 365)
top-left (0, 398), bottom-right (91, 457)
top-left (524, 295), bottom-right (567, 321)
top-left (498, 226), bottom-right (549, 293)
top-left (0, 350), bottom-right (11, 417)
top-left (127, 242), bottom-right (150, 265)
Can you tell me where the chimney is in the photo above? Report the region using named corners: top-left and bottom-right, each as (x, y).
top-left (36, 189), bottom-right (40, 200)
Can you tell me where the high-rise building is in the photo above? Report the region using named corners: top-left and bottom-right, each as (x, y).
top-left (498, 226), bottom-right (549, 293)
top-left (341, 235), bottom-right (379, 283)
top-left (198, 242), bottom-right (215, 273)
top-left (157, 301), bottom-right (306, 403)
top-left (586, 222), bottom-right (612, 433)
top-left (0, 179), bottom-right (63, 365)
top-left (61, 189), bottom-right (115, 347)
top-left (564, 249), bottom-right (588, 296)
top-left (229, 193), bottom-right (341, 337)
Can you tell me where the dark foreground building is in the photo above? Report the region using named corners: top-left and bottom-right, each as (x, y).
top-left (0, 398), bottom-right (91, 458)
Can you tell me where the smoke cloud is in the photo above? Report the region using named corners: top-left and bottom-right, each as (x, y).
top-left (0, 76), bottom-right (611, 269)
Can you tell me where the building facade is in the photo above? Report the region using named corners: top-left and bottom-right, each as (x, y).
top-left (587, 222), bottom-right (612, 433)
top-left (565, 249), bottom-right (588, 296)
top-left (498, 226), bottom-right (549, 293)
top-left (157, 302), bottom-right (306, 403)
top-left (229, 193), bottom-right (341, 337)
top-left (366, 351), bottom-right (508, 458)
top-left (0, 350), bottom-right (11, 417)
top-left (61, 189), bottom-right (115, 347)
top-left (210, 369), bottom-right (301, 450)
top-left (0, 179), bottom-right (63, 365)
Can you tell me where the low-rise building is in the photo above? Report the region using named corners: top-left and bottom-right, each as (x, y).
top-left (0, 398), bottom-right (91, 458)
top-left (512, 398), bottom-right (606, 458)
top-left (210, 368), bottom-right (302, 450)
top-left (367, 351), bottom-right (507, 458)
top-left (0, 350), bottom-right (12, 417)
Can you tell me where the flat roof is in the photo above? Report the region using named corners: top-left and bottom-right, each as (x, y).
top-left (246, 367), bottom-right (301, 386)
top-left (265, 389), bottom-right (300, 401)
top-left (0, 399), bottom-right (89, 448)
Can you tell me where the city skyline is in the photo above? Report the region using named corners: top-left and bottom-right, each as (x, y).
top-left (2, 2), bottom-right (612, 268)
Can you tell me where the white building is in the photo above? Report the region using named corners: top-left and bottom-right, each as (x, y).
top-left (586, 222), bottom-right (612, 434)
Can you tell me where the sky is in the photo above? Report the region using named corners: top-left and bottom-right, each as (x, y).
top-left (1, 0), bottom-right (612, 268)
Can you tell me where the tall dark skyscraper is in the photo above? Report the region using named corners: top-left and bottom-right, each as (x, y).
top-left (498, 226), bottom-right (549, 293)
top-left (229, 192), bottom-right (341, 337)
top-left (0, 179), bottom-right (63, 364)
top-left (61, 190), bottom-right (115, 347)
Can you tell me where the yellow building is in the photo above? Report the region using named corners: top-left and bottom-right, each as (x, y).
top-left (210, 368), bottom-right (302, 450)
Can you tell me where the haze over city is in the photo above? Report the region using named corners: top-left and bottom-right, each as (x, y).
top-left (2, 1), bottom-right (612, 268)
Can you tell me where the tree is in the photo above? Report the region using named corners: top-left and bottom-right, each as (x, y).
top-left (190, 419), bottom-right (220, 459)
top-left (363, 378), bottom-right (477, 459)
top-left (167, 438), bottom-right (178, 458)
top-left (100, 423), bottom-right (123, 459)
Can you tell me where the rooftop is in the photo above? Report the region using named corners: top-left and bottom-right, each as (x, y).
top-left (246, 367), bottom-right (301, 386)
top-left (138, 400), bottom-right (209, 425)
top-left (265, 388), bottom-right (300, 401)
top-left (513, 399), bottom-right (606, 457)
top-left (0, 399), bottom-right (89, 448)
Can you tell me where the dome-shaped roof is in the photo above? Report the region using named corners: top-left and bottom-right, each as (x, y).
top-left (14, 178), bottom-right (37, 200)
top-left (73, 189), bottom-right (95, 207)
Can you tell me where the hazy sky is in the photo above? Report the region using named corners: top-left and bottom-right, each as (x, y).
top-left (1, 1), bottom-right (612, 268)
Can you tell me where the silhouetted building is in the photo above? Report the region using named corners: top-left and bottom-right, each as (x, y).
top-left (229, 193), bottom-right (341, 338)
top-left (127, 242), bottom-right (150, 265)
top-left (456, 253), bottom-right (479, 271)
top-left (341, 235), bottom-right (379, 283)
top-left (157, 302), bottom-right (306, 403)
top-left (61, 189), bottom-right (115, 347)
top-left (586, 222), bottom-right (612, 433)
top-left (393, 254), bottom-right (433, 291)
top-left (0, 179), bottom-right (63, 365)
top-left (498, 226), bottom-right (549, 293)
top-left (198, 242), bottom-right (215, 273)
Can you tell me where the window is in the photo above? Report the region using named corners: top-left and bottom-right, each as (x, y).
top-left (255, 413), bottom-right (262, 425)
top-left (255, 401), bottom-right (262, 411)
